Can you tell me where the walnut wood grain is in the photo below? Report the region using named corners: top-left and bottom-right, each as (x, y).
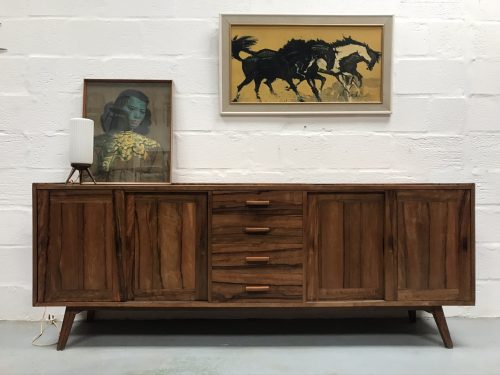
top-left (57, 308), bottom-right (80, 351)
top-left (212, 267), bottom-right (303, 285)
top-left (384, 191), bottom-right (397, 301)
top-left (34, 183), bottom-right (476, 191)
top-left (212, 283), bottom-right (303, 302)
top-left (36, 190), bottom-right (49, 303)
top-left (212, 243), bottom-right (303, 254)
top-left (212, 191), bottom-right (302, 215)
top-left (113, 190), bottom-right (127, 301)
top-left (35, 300), bottom-right (475, 308)
top-left (39, 192), bottom-right (118, 303)
top-left (212, 213), bottom-right (302, 229)
top-left (431, 306), bottom-right (453, 348)
top-left (307, 193), bottom-right (384, 301)
top-left (396, 190), bottom-right (472, 302)
top-left (128, 194), bottom-right (207, 301)
top-left (212, 247), bottom-right (303, 271)
top-left (32, 184), bottom-right (474, 350)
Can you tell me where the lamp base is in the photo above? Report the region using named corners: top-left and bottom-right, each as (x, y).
top-left (65, 163), bottom-right (97, 184)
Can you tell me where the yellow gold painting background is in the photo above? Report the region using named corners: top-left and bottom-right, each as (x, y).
top-left (230, 25), bottom-right (383, 103)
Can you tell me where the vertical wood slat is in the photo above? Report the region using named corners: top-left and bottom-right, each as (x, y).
top-left (105, 199), bottom-right (117, 301)
top-left (59, 203), bottom-right (80, 290)
top-left (181, 202), bottom-right (196, 289)
top-left (384, 190), bottom-right (397, 300)
top-left (158, 202), bottom-right (182, 290)
top-left (361, 202), bottom-right (383, 290)
top-left (83, 203), bottom-right (106, 290)
top-left (429, 202), bottom-right (447, 289)
top-left (446, 201), bottom-right (459, 289)
top-left (36, 190), bottom-right (50, 303)
top-left (195, 194), bottom-right (208, 301)
top-left (207, 191), bottom-right (213, 301)
top-left (125, 194), bottom-right (136, 300)
top-left (459, 190), bottom-right (472, 300)
top-left (113, 190), bottom-right (127, 301)
top-left (306, 195), bottom-right (319, 301)
top-left (397, 202), bottom-right (408, 291)
top-left (136, 201), bottom-right (156, 291)
top-left (319, 200), bottom-right (343, 290)
top-left (400, 202), bottom-right (430, 290)
top-left (344, 202), bottom-right (361, 288)
top-left (151, 202), bottom-right (162, 291)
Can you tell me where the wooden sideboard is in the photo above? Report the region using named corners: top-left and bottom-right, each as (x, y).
top-left (32, 183), bottom-right (475, 350)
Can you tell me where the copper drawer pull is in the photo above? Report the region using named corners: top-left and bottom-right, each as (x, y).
top-left (245, 285), bottom-right (270, 292)
top-left (245, 200), bottom-right (270, 207)
top-left (245, 256), bottom-right (270, 263)
top-left (244, 227), bottom-right (270, 234)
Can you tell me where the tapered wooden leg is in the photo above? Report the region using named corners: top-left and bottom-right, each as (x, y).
top-left (431, 306), bottom-right (453, 349)
top-left (86, 310), bottom-right (95, 322)
top-left (408, 310), bottom-right (417, 323)
top-left (57, 308), bottom-right (79, 351)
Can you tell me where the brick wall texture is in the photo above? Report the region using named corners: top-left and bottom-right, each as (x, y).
top-left (0, 0), bottom-right (499, 319)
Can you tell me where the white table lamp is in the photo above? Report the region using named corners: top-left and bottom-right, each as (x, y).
top-left (65, 118), bottom-right (97, 184)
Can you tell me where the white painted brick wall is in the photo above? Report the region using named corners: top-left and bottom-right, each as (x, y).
top-left (0, 0), bottom-right (499, 320)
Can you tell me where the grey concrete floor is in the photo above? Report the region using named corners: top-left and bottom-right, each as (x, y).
top-left (1, 317), bottom-right (499, 375)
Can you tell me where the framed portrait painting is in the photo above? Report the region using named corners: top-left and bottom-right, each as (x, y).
top-left (83, 79), bottom-right (172, 183)
top-left (220, 15), bottom-right (393, 115)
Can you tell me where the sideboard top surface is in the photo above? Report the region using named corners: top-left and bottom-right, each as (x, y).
top-left (33, 182), bottom-right (475, 191)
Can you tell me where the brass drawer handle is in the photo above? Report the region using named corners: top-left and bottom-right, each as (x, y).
top-left (245, 200), bottom-right (270, 207)
top-left (244, 227), bottom-right (270, 234)
top-left (245, 256), bottom-right (270, 263)
top-left (245, 285), bottom-right (270, 292)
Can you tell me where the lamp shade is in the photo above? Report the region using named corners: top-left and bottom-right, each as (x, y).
top-left (69, 118), bottom-right (94, 165)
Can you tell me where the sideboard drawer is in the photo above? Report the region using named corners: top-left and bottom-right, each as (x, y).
top-left (211, 267), bottom-right (303, 301)
top-left (212, 191), bottom-right (303, 214)
top-left (212, 283), bottom-right (303, 302)
top-left (212, 215), bottom-right (303, 244)
top-left (212, 248), bottom-right (303, 267)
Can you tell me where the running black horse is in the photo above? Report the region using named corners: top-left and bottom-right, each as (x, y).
top-left (330, 36), bottom-right (381, 98)
top-left (231, 36), bottom-right (336, 102)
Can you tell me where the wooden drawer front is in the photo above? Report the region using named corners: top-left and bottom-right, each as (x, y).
top-left (212, 248), bottom-right (303, 267)
top-left (212, 213), bottom-right (303, 244)
top-left (211, 268), bottom-right (303, 302)
top-left (212, 191), bottom-right (303, 214)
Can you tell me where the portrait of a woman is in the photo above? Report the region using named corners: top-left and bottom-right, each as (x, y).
top-left (84, 80), bottom-right (172, 182)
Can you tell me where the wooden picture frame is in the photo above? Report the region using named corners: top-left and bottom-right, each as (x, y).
top-left (83, 79), bottom-right (172, 183)
top-left (220, 15), bottom-right (393, 115)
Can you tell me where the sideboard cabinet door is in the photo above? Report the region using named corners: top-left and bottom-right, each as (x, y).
top-left (126, 194), bottom-right (207, 301)
top-left (396, 190), bottom-right (473, 302)
top-left (307, 193), bottom-right (385, 301)
top-left (37, 191), bottom-right (119, 303)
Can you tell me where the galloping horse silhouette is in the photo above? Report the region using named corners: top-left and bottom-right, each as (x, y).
top-left (329, 36), bottom-right (381, 98)
top-left (231, 36), bottom-right (336, 102)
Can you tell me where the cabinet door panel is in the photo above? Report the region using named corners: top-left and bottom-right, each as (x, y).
top-left (129, 194), bottom-right (207, 301)
top-left (396, 190), bottom-right (472, 302)
top-left (38, 192), bottom-right (118, 303)
top-left (308, 193), bottom-right (385, 301)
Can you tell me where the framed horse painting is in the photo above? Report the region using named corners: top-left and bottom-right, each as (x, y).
top-left (219, 15), bottom-right (393, 115)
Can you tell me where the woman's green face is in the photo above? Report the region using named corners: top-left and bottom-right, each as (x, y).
top-left (122, 96), bottom-right (147, 129)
